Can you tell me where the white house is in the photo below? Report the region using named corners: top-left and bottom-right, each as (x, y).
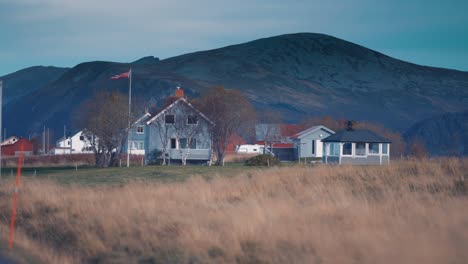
top-left (53, 130), bottom-right (94, 154)
top-left (1, 136), bottom-right (19, 146)
top-left (289, 125), bottom-right (335, 160)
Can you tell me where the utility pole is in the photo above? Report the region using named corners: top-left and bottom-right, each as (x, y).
top-left (47, 127), bottom-right (50, 154)
top-left (43, 126), bottom-right (46, 154)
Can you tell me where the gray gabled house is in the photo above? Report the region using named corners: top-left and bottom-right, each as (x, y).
top-left (289, 125), bottom-right (335, 160)
top-left (322, 127), bottom-right (391, 165)
top-left (144, 89), bottom-right (215, 165)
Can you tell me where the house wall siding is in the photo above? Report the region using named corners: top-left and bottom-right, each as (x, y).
top-left (123, 122), bottom-right (147, 155)
top-left (341, 155), bottom-right (383, 165)
top-left (297, 128), bottom-right (332, 159)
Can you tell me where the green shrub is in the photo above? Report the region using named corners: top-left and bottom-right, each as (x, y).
top-left (244, 154), bottom-right (280, 166)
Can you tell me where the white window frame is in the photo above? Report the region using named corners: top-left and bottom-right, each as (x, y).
top-left (136, 125), bottom-right (144, 134)
top-left (189, 138), bottom-right (197, 149)
top-left (382, 143), bottom-right (389, 155)
top-left (342, 142), bottom-right (353, 156)
top-left (328, 143), bottom-right (340, 157)
top-left (368, 142), bottom-right (380, 155)
top-left (179, 138), bottom-right (188, 149)
top-left (355, 142), bottom-right (366, 157)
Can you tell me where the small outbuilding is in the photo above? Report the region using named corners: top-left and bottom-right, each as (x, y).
top-left (1, 138), bottom-right (34, 157)
top-left (289, 125), bottom-right (335, 161)
top-left (322, 126), bottom-right (391, 165)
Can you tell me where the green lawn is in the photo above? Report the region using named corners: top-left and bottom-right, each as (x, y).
top-left (0, 164), bottom-right (266, 186)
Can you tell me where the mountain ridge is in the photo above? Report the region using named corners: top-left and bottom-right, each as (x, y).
top-left (2, 33), bottom-right (467, 155)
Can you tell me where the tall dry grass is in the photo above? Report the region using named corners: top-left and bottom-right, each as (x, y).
top-left (0, 159), bottom-right (467, 263)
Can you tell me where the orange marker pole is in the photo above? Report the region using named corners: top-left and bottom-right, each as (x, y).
top-left (8, 143), bottom-right (24, 251)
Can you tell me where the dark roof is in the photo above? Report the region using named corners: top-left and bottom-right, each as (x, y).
top-left (322, 129), bottom-right (391, 143)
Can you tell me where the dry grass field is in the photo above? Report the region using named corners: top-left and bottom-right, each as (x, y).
top-left (0, 159), bottom-right (467, 263)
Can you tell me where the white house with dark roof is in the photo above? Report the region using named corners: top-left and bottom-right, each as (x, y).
top-left (53, 130), bottom-right (95, 154)
top-left (322, 126), bottom-right (391, 165)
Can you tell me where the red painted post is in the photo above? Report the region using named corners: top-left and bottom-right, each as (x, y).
top-left (8, 143), bottom-right (24, 251)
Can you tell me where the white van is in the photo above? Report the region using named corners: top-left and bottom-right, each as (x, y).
top-left (235, 144), bottom-right (264, 154)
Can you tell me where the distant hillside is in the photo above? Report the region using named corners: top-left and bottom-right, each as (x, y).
top-left (2, 33), bottom-right (468, 150)
top-left (1, 66), bottom-right (68, 107)
top-left (404, 111), bottom-right (467, 156)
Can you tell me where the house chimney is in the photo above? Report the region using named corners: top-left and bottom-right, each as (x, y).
top-left (347, 120), bottom-right (355, 131)
top-left (175, 86), bottom-right (184, 98)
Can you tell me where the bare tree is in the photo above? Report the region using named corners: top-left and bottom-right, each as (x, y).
top-left (152, 117), bottom-right (170, 165)
top-left (409, 138), bottom-right (428, 159)
top-left (76, 91), bottom-right (129, 167)
top-left (301, 116), bottom-right (347, 131)
top-left (198, 86), bottom-right (255, 165)
top-left (256, 111), bottom-right (283, 155)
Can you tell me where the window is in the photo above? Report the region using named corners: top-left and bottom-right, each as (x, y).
top-left (311, 140), bottom-right (315, 155)
top-left (171, 138), bottom-right (177, 149)
top-left (131, 141), bottom-right (144, 150)
top-left (329, 143), bottom-right (339, 156)
top-left (180, 138), bottom-right (187, 149)
top-left (382, 143), bottom-right (389, 155)
top-left (67, 140), bottom-right (70, 146)
top-left (356, 143), bottom-right (366, 156)
top-left (342, 143), bottom-right (352, 155)
top-left (136, 126), bottom-right (144, 134)
top-left (165, 114), bottom-right (175, 124)
top-left (190, 139), bottom-right (197, 149)
top-left (187, 115), bottom-right (198, 125)
top-left (80, 136), bottom-right (85, 141)
top-left (369, 143), bottom-right (379, 154)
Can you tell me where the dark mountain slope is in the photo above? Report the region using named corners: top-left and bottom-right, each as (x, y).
top-left (404, 111), bottom-right (467, 156)
top-left (158, 33), bottom-right (467, 129)
top-left (1, 66), bottom-right (69, 107)
top-left (2, 33), bottom-right (468, 146)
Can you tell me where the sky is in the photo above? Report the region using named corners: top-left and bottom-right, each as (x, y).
top-left (1, 0), bottom-right (467, 76)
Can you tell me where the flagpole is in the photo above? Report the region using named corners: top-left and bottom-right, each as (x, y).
top-left (127, 69), bottom-right (132, 168)
top-left (0, 80), bottom-right (3, 182)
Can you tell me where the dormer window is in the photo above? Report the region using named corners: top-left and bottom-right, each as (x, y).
top-left (136, 126), bottom-right (144, 134)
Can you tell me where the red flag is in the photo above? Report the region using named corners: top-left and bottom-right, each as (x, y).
top-left (110, 69), bottom-right (131, 79)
